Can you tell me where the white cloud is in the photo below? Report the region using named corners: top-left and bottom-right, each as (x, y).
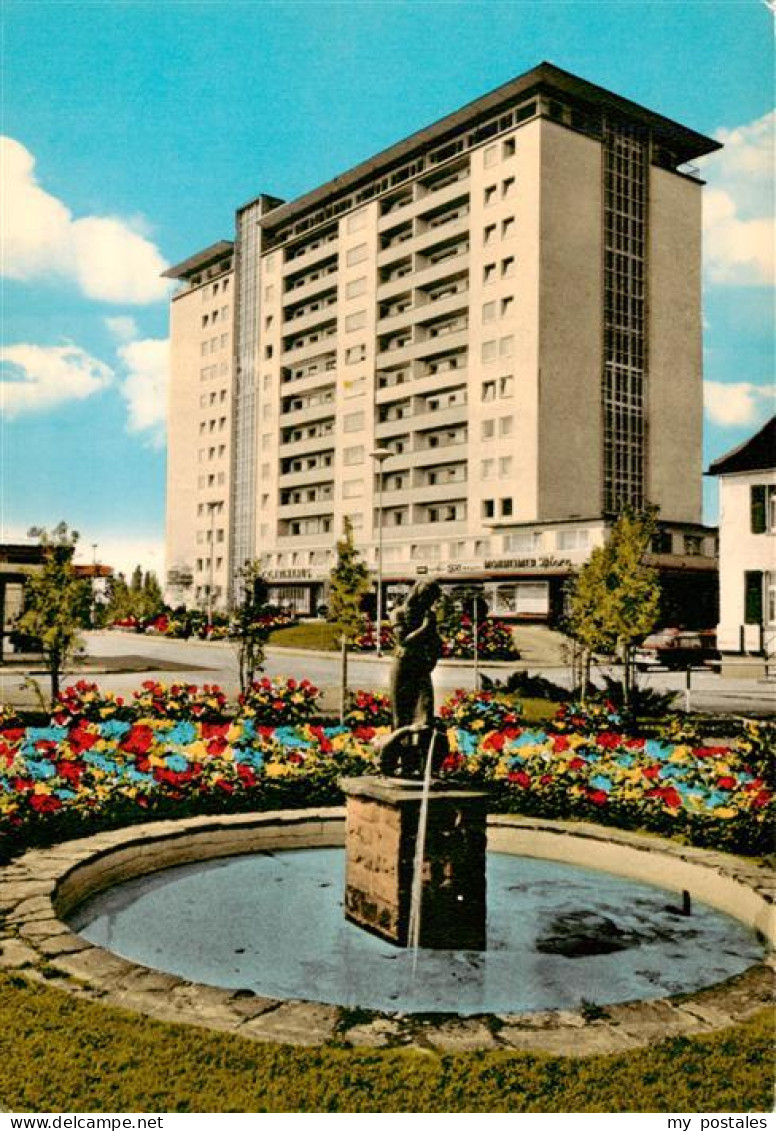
top-left (74, 533), bottom-right (166, 582)
top-left (699, 110), bottom-right (775, 286)
top-left (0, 343), bottom-right (113, 417)
top-left (118, 337), bottom-right (169, 446)
top-left (704, 379), bottom-right (776, 427)
top-left (2, 136), bottom-right (171, 304)
top-left (104, 315), bottom-right (139, 342)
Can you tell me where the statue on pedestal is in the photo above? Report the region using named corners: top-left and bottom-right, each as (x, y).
top-left (377, 580), bottom-right (448, 778)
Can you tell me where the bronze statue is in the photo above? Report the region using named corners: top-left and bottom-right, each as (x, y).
top-left (377, 580), bottom-right (447, 778)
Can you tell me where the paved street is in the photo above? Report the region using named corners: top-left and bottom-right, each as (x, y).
top-left (2, 630), bottom-right (773, 717)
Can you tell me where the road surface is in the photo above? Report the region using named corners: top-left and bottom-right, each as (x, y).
top-left (2, 630), bottom-right (773, 717)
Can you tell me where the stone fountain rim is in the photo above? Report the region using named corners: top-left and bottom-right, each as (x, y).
top-left (1, 808), bottom-right (773, 1056)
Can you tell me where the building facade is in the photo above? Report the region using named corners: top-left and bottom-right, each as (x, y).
top-left (166, 62), bottom-right (720, 622)
top-left (708, 417), bottom-right (776, 676)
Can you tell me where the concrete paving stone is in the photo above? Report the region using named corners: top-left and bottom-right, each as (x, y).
top-left (47, 947), bottom-right (138, 984)
top-left (0, 881), bottom-right (56, 909)
top-left (424, 1018), bottom-right (501, 1051)
top-left (18, 918), bottom-right (72, 940)
top-left (0, 938), bottom-right (38, 968)
top-left (5, 896), bottom-right (56, 924)
top-left (229, 992), bottom-right (283, 1019)
top-left (604, 998), bottom-right (706, 1039)
top-left (495, 1009), bottom-right (587, 1030)
top-left (238, 1001), bottom-right (341, 1045)
top-left (36, 933), bottom-right (93, 957)
top-left (339, 1017), bottom-right (407, 1048)
top-left (497, 1024), bottom-right (638, 1057)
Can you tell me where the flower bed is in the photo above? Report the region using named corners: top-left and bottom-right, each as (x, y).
top-left (351, 618), bottom-right (518, 660)
top-left (1, 682), bottom-right (772, 859)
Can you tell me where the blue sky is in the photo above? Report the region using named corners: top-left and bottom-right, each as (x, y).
top-left (2, 0), bottom-right (773, 576)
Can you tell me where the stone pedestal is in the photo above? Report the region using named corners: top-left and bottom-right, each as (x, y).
top-left (341, 776), bottom-right (488, 950)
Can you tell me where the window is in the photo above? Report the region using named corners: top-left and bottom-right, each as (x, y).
top-left (482, 301), bottom-right (497, 322)
top-left (502, 176), bottom-right (516, 198)
top-left (651, 530), bottom-right (673, 554)
top-left (343, 480), bottom-right (363, 498)
top-left (344, 445), bottom-right (364, 465)
top-left (502, 138), bottom-right (516, 158)
top-left (344, 411), bottom-right (364, 432)
top-left (499, 375), bottom-right (514, 397)
top-left (481, 458), bottom-right (494, 479)
top-left (264, 285), bottom-right (275, 302)
top-left (481, 420), bottom-right (495, 440)
top-left (347, 211), bottom-right (367, 232)
top-left (482, 381), bottom-right (496, 402)
top-left (558, 528), bottom-right (590, 551)
top-left (501, 256), bottom-right (515, 277)
top-left (684, 534), bottom-right (703, 556)
top-left (751, 485), bottom-right (776, 533)
top-left (346, 243), bottom-right (367, 266)
top-left (264, 345), bottom-right (273, 359)
top-left (500, 498), bottom-right (513, 517)
top-left (481, 339), bottom-right (497, 362)
top-left (483, 263), bottom-right (496, 285)
top-left (483, 144), bottom-right (498, 168)
top-left (346, 276), bottom-right (367, 299)
top-left (484, 185), bottom-right (497, 206)
top-left (202, 314), bottom-right (209, 327)
top-left (483, 223), bottom-right (497, 246)
top-left (346, 344), bottom-right (366, 364)
top-left (500, 335), bottom-right (514, 357)
top-left (482, 499), bottom-right (495, 519)
top-left (345, 310), bottom-right (366, 332)
top-left (499, 456), bottom-right (513, 477)
top-left (499, 416), bottom-right (513, 437)
top-left (501, 296), bottom-right (514, 317)
top-left (744, 571), bottom-right (763, 624)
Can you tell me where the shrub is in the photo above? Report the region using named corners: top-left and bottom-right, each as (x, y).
top-left (237, 677), bottom-right (319, 724)
top-left (481, 671), bottom-right (571, 701)
top-left (352, 622), bottom-right (395, 652)
top-left (345, 690), bottom-right (392, 728)
top-left (441, 617), bottom-right (518, 660)
top-left (440, 689), bottom-right (522, 733)
top-left (52, 681), bottom-right (133, 725)
top-left (553, 699), bottom-right (622, 735)
top-left (132, 681), bottom-right (229, 722)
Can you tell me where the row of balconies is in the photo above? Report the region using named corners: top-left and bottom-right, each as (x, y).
top-left (377, 170), bottom-right (471, 231)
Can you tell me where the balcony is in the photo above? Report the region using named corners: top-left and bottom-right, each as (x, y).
top-left (278, 464), bottom-right (335, 488)
top-left (282, 260), bottom-right (338, 306)
top-left (377, 251), bottom-right (470, 301)
top-left (279, 397), bottom-right (336, 427)
top-left (375, 328), bottom-right (468, 369)
top-left (377, 215), bottom-right (470, 269)
top-left (281, 329), bottom-right (337, 365)
top-left (376, 178), bottom-right (470, 232)
top-left (283, 299), bottom-right (338, 336)
top-left (282, 233), bottom-right (338, 275)
top-left (278, 434), bottom-right (335, 459)
top-left (377, 290), bottom-right (468, 337)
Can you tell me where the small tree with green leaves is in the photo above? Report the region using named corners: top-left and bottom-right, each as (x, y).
top-left (564, 508), bottom-right (661, 710)
top-left (18, 523), bottom-right (89, 707)
top-left (231, 561), bottom-right (271, 693)
top-left (327, 516), bottom-right (371, 722)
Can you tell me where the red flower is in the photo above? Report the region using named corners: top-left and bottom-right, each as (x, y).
top-left (540, 774), bottom-right (553, 785)
top-left (587, 790), bottom-right (608, 806)
top-left (752, 790), bottom-right (772, 809)
top-left (120, 725), bottom-right (155, 755)
top-left (206, 735), bottom-right (229, 757)
top-left (68, 726), bottom-right (98, 755)
top-left (56, 760), bottom-right (85, 784)
top-left (29, 794), bottom-right (62, 813)
top-left (661, 787), bottom-right (682, 809)
top-left (0, 728), bottom-right (24, 743)
top-left (483, 732), bottom-right (506, 752)
top-left (625, 737), bottom-right (645, 750)
top-left (236, 764), bottom-right (257, 786)
top-left (215, 779), bottom-right (234, 793)
top-left (597, 732), bottom-right (623, 749)
top-left (643, 765), bottom-right (660, 780)
top-left (201, 722), bottom-right (229, 739)
top-left (12, 777), bottom-right (35, 792)
top-left (717, 776), bottom-right (736, 791)
top-left (508, 770), bottom-right (531, 788)
top-left (553, 735), bottom-right (570, 752)
top-left (568, 757), bottom-right (586, 771)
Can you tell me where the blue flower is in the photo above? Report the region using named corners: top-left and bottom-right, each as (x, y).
top-left (100, 719), bottom-right (132, 739)
top-left (24, 759), bottom-right (57, 780)
top-left (590, 774), bottom-right (613, 793)
top-left (164, 753), bottom-right (190, 773)
top-left (26, 726), bottom-right (68, 744)
top-left (54, 788), bottom-right (77, 800)
top-left (645, 739), bottom-right (671, 760)
top-left (455, 729), bottom-right (479, 756)
top-left (164, 721), bottom-right (197, 746)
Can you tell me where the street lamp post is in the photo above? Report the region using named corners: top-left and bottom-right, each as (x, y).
top-left (371, 448), bottom-right (392, 658)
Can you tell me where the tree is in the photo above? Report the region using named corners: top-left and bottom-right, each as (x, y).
top-left (564, 508), bottom-right (661, 710)
top-left (18, 523), bottom-right (89, 707)
top-left (231, 561), bottom-right (271, 693)
top-left (327, 517), bottom-right (371, 723)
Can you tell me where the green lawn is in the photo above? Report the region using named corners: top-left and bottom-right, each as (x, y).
top-left (268, 622), bottom-right (341, 651)
top-left (0, 972), bottom-right (771, 1113)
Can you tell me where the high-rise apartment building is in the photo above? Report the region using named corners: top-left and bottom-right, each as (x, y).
top-left (165, 63), bottom-right (720, 623)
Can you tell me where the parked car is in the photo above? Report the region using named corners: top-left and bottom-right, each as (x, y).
top-left (635, 628), bottom-right (720, 671)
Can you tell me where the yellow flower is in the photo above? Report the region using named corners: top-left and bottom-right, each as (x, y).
top-left (265, 762), bottom-right (295, 778)
top-left (713, 807), bottom-right (737, 819)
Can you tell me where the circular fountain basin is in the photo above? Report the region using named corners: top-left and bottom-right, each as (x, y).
top-left (67, 847), bottom-right (765, 1016)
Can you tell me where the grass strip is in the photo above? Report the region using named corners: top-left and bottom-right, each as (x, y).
top-left (0, 973), bottom-right (771, 1113)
